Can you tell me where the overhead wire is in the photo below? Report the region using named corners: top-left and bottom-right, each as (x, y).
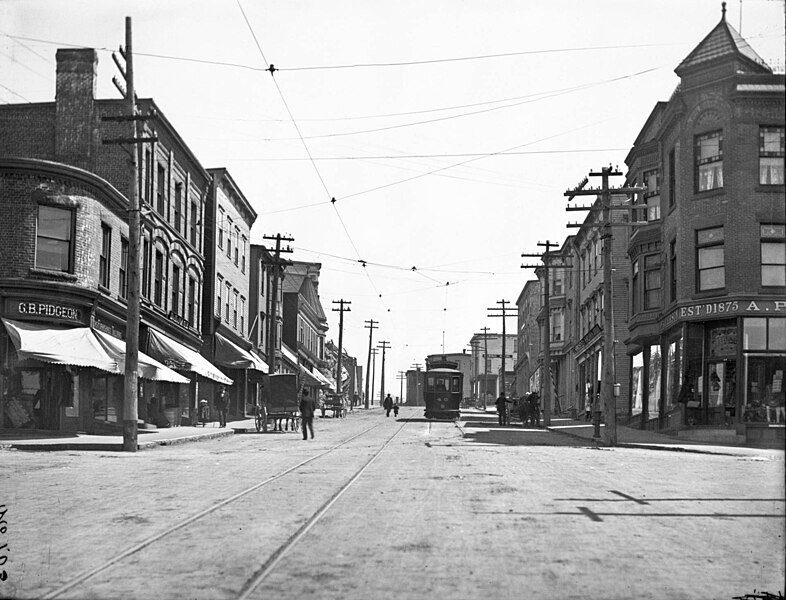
top-left (233, 0), bottom-right (388, 313)
top-left (229, 148), bottom-right (629, 161)
top-left (276, 42), bottom-right (685, 71)
top-left (263, 66), bottom-right (662, 141)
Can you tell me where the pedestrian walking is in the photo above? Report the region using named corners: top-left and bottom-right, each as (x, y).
top-left (299, 388), bottom-right (315, 440)
top-left (383, 393), bottom-right (394, 417)
top-left (584, 394), bottom-right (593, 421)
top-left (495, 393), bottom-right (511, 426)
top-left (215, 386), bottom-right (228, 428)
top-left (393, 400), bottom-right (399, 417)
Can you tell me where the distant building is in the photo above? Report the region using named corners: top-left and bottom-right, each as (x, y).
top-left (514, 280), bottom-right (541, 398)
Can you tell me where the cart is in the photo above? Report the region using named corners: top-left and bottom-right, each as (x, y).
top-left (255, 373), bottom-right (300, 433)
top-left (321, 393), bottom-right (346, 418)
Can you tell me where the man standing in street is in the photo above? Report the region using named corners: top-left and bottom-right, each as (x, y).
top-left (495, 392), bottom-right (511, 426)
top-left (383, 393), bottom-right (393, 417)
top-left (300, 388), bottom-right (315, 440)
top-left (215, 387), bottom-right (228, 428)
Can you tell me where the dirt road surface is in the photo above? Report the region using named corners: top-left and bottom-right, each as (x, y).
top-left (1, 406), bottom-right (783, 600)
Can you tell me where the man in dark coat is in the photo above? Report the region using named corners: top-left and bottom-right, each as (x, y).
top-left (215, 387), bottom-right (228, 428)
top-left (383, 394), bottom-right (394, 417)
top-left (299, 388), bottom-right (315, 440)
top-left (495, 393), bottom-right (511, 426)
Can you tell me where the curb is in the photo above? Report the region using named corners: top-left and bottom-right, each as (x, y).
top-left (545, 426), bottom-right (749, 456)
top-left (1, 428), bottom-right (235, 452)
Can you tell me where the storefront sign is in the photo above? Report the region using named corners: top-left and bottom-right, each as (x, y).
top-left (662, 299), bottom-right (786, 329)
top-left (167, 312), bottom-right (189, 328)
top-left (91, 316), bottom-right (125, 339)
top-left (5, 299), bottom-right (87, 324)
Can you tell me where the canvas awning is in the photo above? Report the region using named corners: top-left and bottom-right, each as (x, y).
top-left (93, 329), bottom-right (190, 384)
top-left (2, 318), bottom-right (118, 373)
top-left (214, 332), bottom-right (268, 372)
top-left (147, 329), bottom-right (233, 385)
top-left (312, 368), bottom-right (335, 390)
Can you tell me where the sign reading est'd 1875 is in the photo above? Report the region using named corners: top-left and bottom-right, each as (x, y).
top-left (663, 298), bottom-right (786, 328)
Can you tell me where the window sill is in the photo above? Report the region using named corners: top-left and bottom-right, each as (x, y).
top-left (98, 284), bottom-right (111, 295)
top-left (692, 188), bottom-right (725, 200)
top-left (754, 184), bottom-right (785, 193)
top-left (28, 268), bottom-right (78, 282)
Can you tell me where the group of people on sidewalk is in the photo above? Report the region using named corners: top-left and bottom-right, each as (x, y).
top-left (495, 391), bottom-right (541, 427)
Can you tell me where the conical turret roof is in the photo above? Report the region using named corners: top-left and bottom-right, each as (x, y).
top-left (675, 2), bottom-right (771, 76)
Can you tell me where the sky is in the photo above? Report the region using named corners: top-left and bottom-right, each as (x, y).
top-left (1, 0), bottom-right (784, 391)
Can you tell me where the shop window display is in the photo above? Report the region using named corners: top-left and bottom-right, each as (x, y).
top-left (743, 318), bottom-right (786, 424)
top-left (648, 345), bottom-right (662, 414)
top-left (631, 352), bottom-right (644, 415)
top-left (665, 336), bottom-right (683, 411)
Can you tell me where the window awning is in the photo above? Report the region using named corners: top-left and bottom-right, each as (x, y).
top-left (147, 329), bottom-right (233, 385)
top-left (214, 332), bottom-right (268, 372)
top-left (312, 368), bottom-right (335, 390)
top-left (2, 318), bottom-right (118, 373)
top-left (93, 329), bottom-right (190, 384)
top-left (281, 344), bottom-right (299, 367)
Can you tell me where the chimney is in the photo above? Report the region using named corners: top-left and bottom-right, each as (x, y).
top-left (55, 48), bottom-right (98, 169)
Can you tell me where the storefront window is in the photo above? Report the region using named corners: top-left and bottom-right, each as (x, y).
top-left (631, 352), bottom-right (643, 415)
top-left (743, 317), bottom-right (786, 424)
top-left (1, 369), bottom-right (41, 428)
top-left (665, 335), bottom-right (683, 411)
top-left (92, 375), bottom-right (122, 422)
top-left (648, 345), bottom-right (662, 414)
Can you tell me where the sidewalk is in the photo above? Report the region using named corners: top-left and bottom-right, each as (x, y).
top-left (545, 416), bottom-right (783, 454)
top-left (0, 418), bottom-right (258, 451)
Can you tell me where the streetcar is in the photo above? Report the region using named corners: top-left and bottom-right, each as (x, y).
top-left (423, 359), bottom-right (463, 420)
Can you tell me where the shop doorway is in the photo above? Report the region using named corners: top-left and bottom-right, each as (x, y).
top-left (707, 359), bottom-right (736, 425)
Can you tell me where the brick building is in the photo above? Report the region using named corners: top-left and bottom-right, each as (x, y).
top-left (514, 279), bottom-right (541, 398)
top-left (0, 48), bottom-right (234, 432)
top-left (0, 157), bottom-right (191, 432)
top-left (624, 6), bottom-right (785, 442)
top-left (202, 168), bottom-right (263, 417)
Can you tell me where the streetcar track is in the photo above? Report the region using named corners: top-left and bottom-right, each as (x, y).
top-left (236, 419), bottom-right (410, 600)
top-left (41, 422), bottom-right (385, 600)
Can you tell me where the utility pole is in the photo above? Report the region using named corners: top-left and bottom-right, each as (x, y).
top-left (370, 348), bottom-right (379, 406)
top-left (480, 327), bottom-right (490, 410)
top-left (397, 371), bottom-right (406, 404)
top-left (332, 300), bottom-right (351, 400)
top-left (363, 319), bottom-right (378, 409)
top-left (262, 234), bottom-right (293, 375)
top-left (487, 301), bottom-right (514, 399)
top-left (565, 166), bottom-right (645, 446)
top-left (378, 341), bottom-right (391, 405)
top-left (102, 18), bottom-right (155, 452)
top-left (522, 240), bottom-right (564, 427)
top-left (411, 363), bottom-right (423, 407)
top-left (467, 341), bottom-right (481, 407)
